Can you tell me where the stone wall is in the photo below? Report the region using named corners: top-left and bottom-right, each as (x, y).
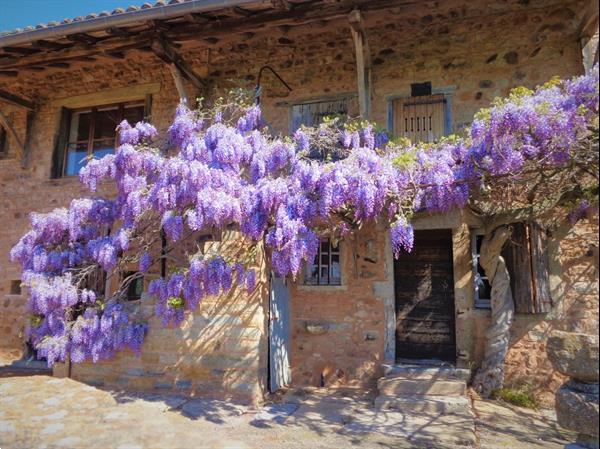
top-left (0, 0), bottom-right (594, 399)
top-left (288, 223), bottom-right (389, 387)
top-left (56, 235), bottom-right (270, 404)
top-left (473, 216), bottom-right (600, 405)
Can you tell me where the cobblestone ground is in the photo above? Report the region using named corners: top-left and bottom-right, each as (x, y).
top-left (0, 375), bottom-right (575, 449)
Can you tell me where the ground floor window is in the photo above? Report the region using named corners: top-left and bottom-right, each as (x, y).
top-left (305, 239), bottom-right (341, 286)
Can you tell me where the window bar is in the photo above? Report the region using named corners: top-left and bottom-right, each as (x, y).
top-left (327, 241), bottom-right (332, 285)
top-left (88, 108), bottom-right (97, 160)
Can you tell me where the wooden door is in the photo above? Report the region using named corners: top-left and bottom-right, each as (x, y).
top-left (392, 94), bottom-right (446, 143)
top-left (394, 229), bottom-right (456, 361)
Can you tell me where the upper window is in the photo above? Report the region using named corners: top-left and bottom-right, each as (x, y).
top-left (63, 101), bottom-right (145, 177)
top-left (305, 239), bottom-right (341, 286)
top-left (391, 82), bottom-right (446, 143)
top-left (472, 233), bottom-right (492, 309)
top-left (290, 97), bottom-right (357, 132)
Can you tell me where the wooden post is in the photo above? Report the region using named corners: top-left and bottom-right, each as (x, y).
top-left (169, 63), bottom-right (190, 105)
top-left (0, 110), bottom-right (25, 161)
top-left (349, 10), bottom-right (371, 120)
top-left (579, 0), bottom-right (599, 73)
top-left (20, 110), bottom-right (36, 169)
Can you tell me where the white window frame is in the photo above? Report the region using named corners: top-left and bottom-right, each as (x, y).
top-left (304, 238), bottom-right (342, 286)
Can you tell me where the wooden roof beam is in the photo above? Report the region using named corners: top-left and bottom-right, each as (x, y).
top-left (1, 46), bottom-right (41, 55)
top-left (183, 12), bottom-right (213, 24)
top-left (348, 9), bottom-right (372, 119)
top-left (0, 110), bottom-right (25, 161)
top-left (151, 36), bottom-right (206, 90)
top-left (0, 89), bottom-right (35, 110)
top-left (34, 39), bottom-right (71, 50)
top-left (148, 20), bottom-right (172, 32)
top-left (106, 27), bottom-right (133, 37)
top-left (66, 33), bottom-right (101, 44)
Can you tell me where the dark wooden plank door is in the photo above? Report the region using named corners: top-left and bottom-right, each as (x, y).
top-left (394, 229), bottom-right (456, 361)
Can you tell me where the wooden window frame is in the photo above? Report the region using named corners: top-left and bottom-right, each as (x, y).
top-left (503, 221), bottom-right (552, 314)
top-left (386, 86), bottom-right (454, 138)
top-left (304, 238), bottom-right (341, 286)
top-left (288, 94), bottom-right (357, 133)
top-left (61, 100), bottom-right (145, 177)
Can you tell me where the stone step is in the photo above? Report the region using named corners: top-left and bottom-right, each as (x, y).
top-left (374, 394), bottom-right (471, 413)
top-left (378, 378), bottom-right (467, 396)
top-left (381, 364), bottom-right (471, 382)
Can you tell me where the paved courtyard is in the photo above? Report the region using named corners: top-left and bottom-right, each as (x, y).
top-left (0, 374), bottom-right (576, 449)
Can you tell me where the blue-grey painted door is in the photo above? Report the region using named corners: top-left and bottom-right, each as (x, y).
top-left (269, 275), bottom-right (291, 392)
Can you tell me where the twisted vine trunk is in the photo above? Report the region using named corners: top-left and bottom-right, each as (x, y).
top-left (473, 226), bottom-right (515, 397)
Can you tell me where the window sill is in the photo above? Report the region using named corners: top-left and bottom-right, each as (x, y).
top-left (297, 284), bottom-right (348, 292)
top-left (474, 299), bottom-right (491, 310)
top-left (5, 294), bottom-right (25, 300)
top-left (44, 176), bottom-right (80, 186)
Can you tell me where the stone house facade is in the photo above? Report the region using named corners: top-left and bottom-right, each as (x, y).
top-left (0, 0), bottom-right (598, 405)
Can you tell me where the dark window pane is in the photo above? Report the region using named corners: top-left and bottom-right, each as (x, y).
top-left (68, 111), bottom-right (92, 142)
top-left (477, 261), bottom-right (487, 276)
top-left (476, 276), bottom-right (492, 300)
top-left (319, 265), bottom-right (328, 280)
top-left (94, 108), bottom-right (120, 139)
top-left (123, 105), bottom-right (145, 126)
top-left (64, 143), bottom-right (89, 176)
top-left (476, 235), bottom-right (484, 254)
top-left (93, 139), bottom-right (115, 159)
top-left (330, 254), bottom-right (341, 285)
top-left (124, 271), bottom-right (143, 301)
top-left (306, 262), bottom-right (319, 285)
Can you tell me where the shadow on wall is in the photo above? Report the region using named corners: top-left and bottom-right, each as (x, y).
top-left (68, 234), bottom-right (270, 405)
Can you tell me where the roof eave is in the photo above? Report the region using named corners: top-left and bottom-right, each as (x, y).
top-left (0, 0), bottom-right (261, 48)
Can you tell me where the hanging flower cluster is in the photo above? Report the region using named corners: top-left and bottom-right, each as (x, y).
top-left (11, 66), bottom-right (599, 366)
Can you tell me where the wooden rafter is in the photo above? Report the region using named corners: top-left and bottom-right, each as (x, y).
top-left (0, 110), bottom-right (25, 160)
top-left (1, 46), bottom-right (40, 55)
top-left (0, 0), bottom-right (582, 71)
top-left (168, 64), bottom-right (191, 104)
top-left (0, 89), bottom-right (35, 110)
top-left (151, 36), bottom-right (206, 90)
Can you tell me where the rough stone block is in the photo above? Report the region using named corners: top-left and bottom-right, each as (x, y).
top-left (556, 383), bottom-right (599, 438)
top-left (547, 331), bottom-right (599, 382)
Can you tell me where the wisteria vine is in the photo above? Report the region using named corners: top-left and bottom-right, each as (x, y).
top-left (10, 67), bottom-right (599, 366)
